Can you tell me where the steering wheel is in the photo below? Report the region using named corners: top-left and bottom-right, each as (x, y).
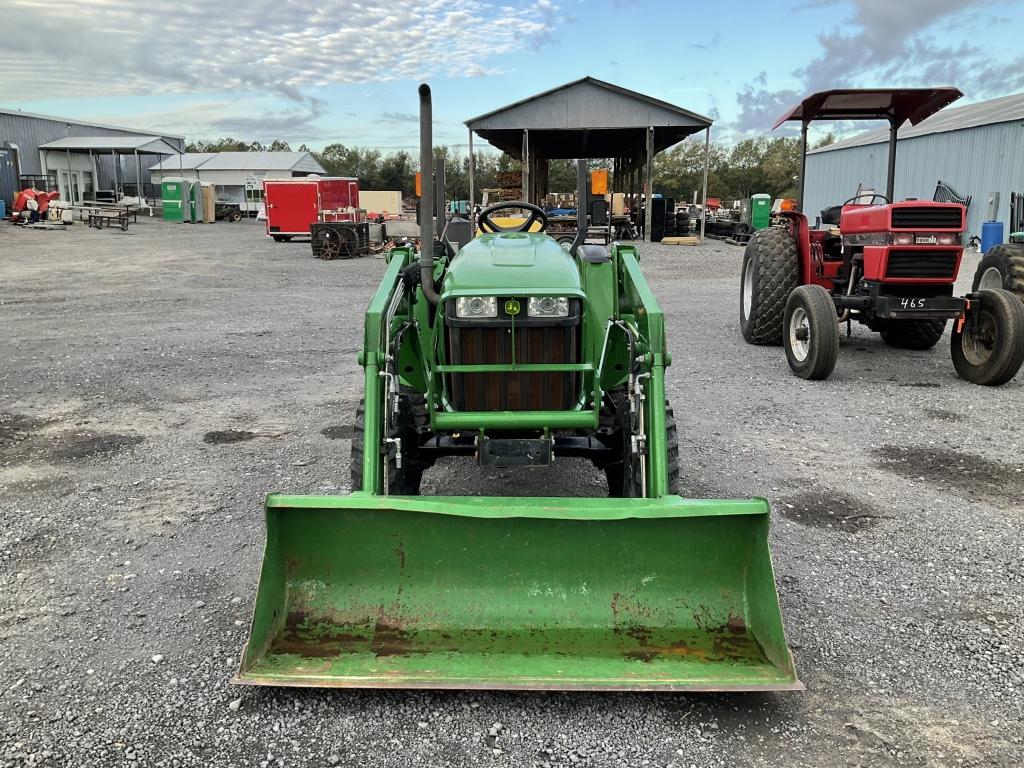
top-left (841, 193), bottom-right (890, 206)
top-left (477, 202), bottom-right (548, 234)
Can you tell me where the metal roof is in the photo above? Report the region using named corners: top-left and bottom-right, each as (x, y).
top-left (810, 90), bottom-right (1024, 154)
top-left (39, 136), bottom-right (182, 154)
top-left (465, 76), bottom-right (712, 158)
top-left (774, 88), bottom-right (962, 129)
top-left (150, 151), bottom-right (325, 173)
top-left (149, 152), bottom-right (216, 171)
top-left (0, 106), bottom-right (185, 139)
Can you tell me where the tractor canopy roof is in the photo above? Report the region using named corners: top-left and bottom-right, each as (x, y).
top-left (773, 88), bottom-right (963, 129)
top-left (442, 232), bottom-right (583, 297)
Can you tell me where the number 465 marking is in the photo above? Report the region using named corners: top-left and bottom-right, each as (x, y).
top-left (901, 298), bottom-right (926, 309)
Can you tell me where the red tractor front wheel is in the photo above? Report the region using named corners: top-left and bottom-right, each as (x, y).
top-left (783, 285), bottom-right (840, 380)
top-left (951, 288), bottom-right (1024, 386)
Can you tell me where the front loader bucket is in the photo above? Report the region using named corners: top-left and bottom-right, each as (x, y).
top-left (235, 493), bottom-right (802, 691)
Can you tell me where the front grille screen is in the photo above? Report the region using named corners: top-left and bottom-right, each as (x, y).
top-left (891, 206), bottom-right (962, 229)
top-left (885, 249), bottom-right (958, 279)
top-left (447, 324), bottom-right (579, 411)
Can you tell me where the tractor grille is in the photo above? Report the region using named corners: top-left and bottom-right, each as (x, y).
top-left (446, 322), bottom-right (580, 412)
top-left (885, 250), bottom-right (959, 279)
top-left (891, 206), bottom-right (963, 229)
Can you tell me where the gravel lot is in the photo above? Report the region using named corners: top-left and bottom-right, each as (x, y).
top-left (1, 218), bottom-right (1021, 768)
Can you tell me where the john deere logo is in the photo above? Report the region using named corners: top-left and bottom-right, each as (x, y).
top-left (504, 299), bottom-right (521, 316)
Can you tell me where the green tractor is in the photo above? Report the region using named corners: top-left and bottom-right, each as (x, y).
top-left (235, 85), bottom-right (801, 691)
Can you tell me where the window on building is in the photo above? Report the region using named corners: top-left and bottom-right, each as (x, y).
top-left (82, 172), bottom-right (95, 195)
top-left (245, 187), bottom-right (264, 202)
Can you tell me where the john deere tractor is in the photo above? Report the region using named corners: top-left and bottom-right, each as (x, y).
top-left (235, 85), bottom-right (800, 691)
top-left (740, 88), bottom-right (1024, 385)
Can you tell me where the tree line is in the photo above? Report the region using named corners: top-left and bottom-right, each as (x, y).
top-left (185, 133), bottom-right (835, 203)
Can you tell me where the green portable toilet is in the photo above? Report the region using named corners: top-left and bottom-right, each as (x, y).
top-left (751, 193), bottom-right (771, 230)
top-left (161, 179), bottom-right (185, 221)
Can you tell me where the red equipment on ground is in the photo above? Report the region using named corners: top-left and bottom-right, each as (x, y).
top-left (262, 177), bottom-right (361, 242)
top-left (11, 188), bottom-right (38, 219)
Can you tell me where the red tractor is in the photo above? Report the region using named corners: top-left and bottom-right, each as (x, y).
top-left (740, 88), bottom-right (1024, 385)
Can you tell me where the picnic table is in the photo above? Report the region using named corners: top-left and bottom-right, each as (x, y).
top-left (75, 201), bottom-right (146, 231)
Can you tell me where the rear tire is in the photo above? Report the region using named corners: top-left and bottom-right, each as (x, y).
top-left (972, 244), bottom-right (1024, 301)
top-left (951, 288), bottom-right (1024, 386)
top-left (783, 285), bottom-right (840, 380)
top-left (879, 319), bottom-right (946, 350)
top-left (740, 227), bottom-right (799, 345)
top-left (350, 389), bottom-right (431, 494)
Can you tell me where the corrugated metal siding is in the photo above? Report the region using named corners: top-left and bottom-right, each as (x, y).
top-left (0, 111), bottom-right (184, 185)
top-left (805, 122), bottom-right (1024, 237)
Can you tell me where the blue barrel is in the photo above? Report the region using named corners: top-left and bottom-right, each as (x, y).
top-left (981, 221), bottom-right (1004, 253)
top-left (0, 199), bottom-right (5, 220)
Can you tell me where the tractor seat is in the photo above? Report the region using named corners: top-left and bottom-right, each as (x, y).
top-left (820, 205), bottom-right (843, 226)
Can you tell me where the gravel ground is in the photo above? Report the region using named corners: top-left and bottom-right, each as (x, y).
top-left (1, 218), bottom-right (1021, 768)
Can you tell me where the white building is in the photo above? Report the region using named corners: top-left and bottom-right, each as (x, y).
top-left (150, 151), bottom-right (326, 215)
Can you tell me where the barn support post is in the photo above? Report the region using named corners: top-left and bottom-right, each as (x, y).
top-left (521, 129), bottom-right (530, 204)
top-left (700, 126), bottom-right (711, 241)
top-left (65, 149), bottom-right (73, 202)
top-left (468, 128), bottom-right (475, 209)
top-left (643, 126), bottom-right (654, 243)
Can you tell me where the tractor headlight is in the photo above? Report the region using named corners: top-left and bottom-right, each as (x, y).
top-left (455, 296), bottom-right (497, 318)
top-left (527, 296), bottom-right (569, 318)
top-left (937, 233), bottom-right (959, 245)
top-left (893, 233), bottom-right (914, 245)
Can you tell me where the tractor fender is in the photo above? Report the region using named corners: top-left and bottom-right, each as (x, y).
top-left (778, 211), bottom-right (813, 285)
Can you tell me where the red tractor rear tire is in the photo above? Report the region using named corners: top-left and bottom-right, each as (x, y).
top-left (879, 319), bottom-right (946, 350)
top-left (951, 288), bottom-right (1024, 386)
top-left (972, 244), bottom-right (1024, 301)
top-left (783, 285), bottom-right (840, 380)
top-left (740, 227), bottom-right (799, 345)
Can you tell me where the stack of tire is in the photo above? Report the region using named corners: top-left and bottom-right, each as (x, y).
top-left (676, 210), bottom-right (690, 235)
top-left (663, 213), bottom-right (677, 239)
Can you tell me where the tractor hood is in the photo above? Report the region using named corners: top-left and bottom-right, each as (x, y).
top-left (441, 232), bottom-right (583, 297)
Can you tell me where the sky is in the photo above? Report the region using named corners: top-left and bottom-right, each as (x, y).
top-left (2, 0), bottom-right (1023, 152)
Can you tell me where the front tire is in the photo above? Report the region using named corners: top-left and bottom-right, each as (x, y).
top-left (350, 389), bottom-right (431, 494)
top-left (951, 288), bottom-right (1024, 386)
top-left (972, 244), bottom-right (1024, 301)
top-left (783, 285), bottom-right (840, 380)
top-left (879, 319), bottom-right (946, 350)
top-left (603, 392), bottom-right (680, 498)
top-left (740, 227), bottom-right (799, 345)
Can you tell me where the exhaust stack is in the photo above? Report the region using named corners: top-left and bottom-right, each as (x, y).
top-left (569, 159), bottom-right (587, 256)
top-left (419, 84), bottom-right (439, 305)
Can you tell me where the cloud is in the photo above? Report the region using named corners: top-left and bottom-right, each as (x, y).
top-left (732, 0), bottom-right (1020, 136)
top-left (0, 1), bottom-right (563, 123)
top-left (689, 32), bottom-right (721, 51)
top-left (378, 111), bottom-right (419, 123)
top-left (734, 82), bottom-right (801, 135)
top-left (100, 98), bottom-right (333, 143)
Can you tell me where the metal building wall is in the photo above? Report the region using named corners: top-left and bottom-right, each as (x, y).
top-left (805, 122), bottom-right (1024, 238)
top-left (0, 111), bottom-right (185, 190)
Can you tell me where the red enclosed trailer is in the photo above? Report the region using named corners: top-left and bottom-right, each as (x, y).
top-left (263, 177), bottom-right (361, 241)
